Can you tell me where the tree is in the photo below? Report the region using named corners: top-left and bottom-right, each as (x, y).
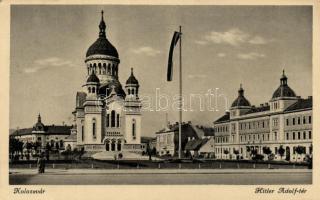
top-left (262, 146), bottom-right (272, 160)
top-left (34, 141), bottom-right (42, 155)
top-left (25, 142), bottom-right (33, 160)
top-left (46, 142), bottom-right (51, 151)
top-left (278, 145), bottom-right (285, 160)
top-left (146, 143), bottom-right (152, 161)
top-left (223, 149), bottom-right (229, 159)
top-left (9, 137), bottom-right (24, 161)
top-left (151, 147), bottom-right (157, 156)
top-left (55, 142), bottom-right (60, 151)
top-left (295, 146), bottom-right (306, 162)
top-left (250, 148), bottom-right (257, 158)
top-left (233, 149), bottom-right (239, 160)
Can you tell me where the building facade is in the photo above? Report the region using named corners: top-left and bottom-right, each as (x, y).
top-left (72, 11), bottom-right (142, 152)
top-left (214, 71), bottom-right (312, 162)
top-left (156, 122), bottom-right (214, 157)
top-left (11, 114), bottom-right (72, 150)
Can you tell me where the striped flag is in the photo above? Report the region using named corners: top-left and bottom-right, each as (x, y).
top-left (167, 31), bottom-right (181, 81)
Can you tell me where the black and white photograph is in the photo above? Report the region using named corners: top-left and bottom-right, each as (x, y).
top-left (1, 1), bottom-right (319, 200)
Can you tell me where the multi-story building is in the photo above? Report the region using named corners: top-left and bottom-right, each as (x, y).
top-left (11, 114), bottom-right (72, 149)
top-left (72, 11), bottom-right (142, 153)
top-left (214, 71), bottom-right (312, 162)
top-left (156, 122), bottom-right (214, 157)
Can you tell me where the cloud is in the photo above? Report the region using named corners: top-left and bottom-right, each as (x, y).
top-left (194, 40), bottom-right (208, 45)
top-left (132, 46), bottom-right (161, 56)
top-left (196, 28), bottom-right (271, 46)
top-left (24, 57), bottom-right (76, 73)
top-left (204, 28), bottom-right (249, 46)
top-left (217, 53), bottom-right (226, 57)
top-left (237, 52), bottom-right (265, 60)
top-left (188, 74), bottom-right (207, 79)
top-left (249, 36), bottom-right (269, 44)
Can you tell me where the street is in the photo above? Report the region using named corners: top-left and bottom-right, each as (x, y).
top-left (9, 169), bottom-right (312, 185)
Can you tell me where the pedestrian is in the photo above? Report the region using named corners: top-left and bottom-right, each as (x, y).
top-left (37, 153), bottom-right (46, 173)
top-left (37, 155), bottom-right (42, 173)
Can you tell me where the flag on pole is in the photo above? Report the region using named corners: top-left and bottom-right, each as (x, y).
top-left (167, 31), bottom-right (181, 81)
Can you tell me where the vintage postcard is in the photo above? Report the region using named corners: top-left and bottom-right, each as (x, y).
top-left (0, 0), bottom-right (319, 200)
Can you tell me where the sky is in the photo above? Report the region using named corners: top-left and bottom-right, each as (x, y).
top-left (10, 5), bottom-right (312, 136)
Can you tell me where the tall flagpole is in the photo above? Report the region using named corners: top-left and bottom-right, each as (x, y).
top-left (178, 26), bottom-right (182, 159)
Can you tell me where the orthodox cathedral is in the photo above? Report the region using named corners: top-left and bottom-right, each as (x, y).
top-left (71, 11), bottom-right (142, 152)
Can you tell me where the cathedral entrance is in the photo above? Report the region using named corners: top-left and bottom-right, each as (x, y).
top-left (111, 141), bottom-right (116, 151)
top-left (117, 140), bottom-right (122, 151)
top-left (105, 140), bottom-right (110, 151)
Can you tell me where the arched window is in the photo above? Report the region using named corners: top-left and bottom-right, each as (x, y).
top-left (92, 118), bottom-right (96, 139)
top-left (111, 140), bottom-right (116, 151)
top-left (81, 120), bottom-right (84, 141)
top-left (111, 110), bottom-right (116, 127)
top-left (93, 63), bottom-right (97, 73)
top-left (92, 87), bottom-right (95, 93)
top-left (132, 119), bottom-right (136, 139)
top-left (117, 114), bottom-right (120, 127)
top-left (108, 64), bottom-right (111, 74)
top-left (106, 114), bottom-right (110, 127)
top-left (131, 89), bottom-right (134, 95)
top-left (115, 65), bottom-right (118, 76)
top-left (105, 140), bottom-right (110, 151)
top-left (103, 63), bottom-right (107, 74)
top-left (98, 63), bottom-right (101, 74)
top-left (88, 87), bottom-right (91, 93)
top-left (128, 89), bottom-right (131, 95)
top-left (117, 140), bottom-right (121, 151)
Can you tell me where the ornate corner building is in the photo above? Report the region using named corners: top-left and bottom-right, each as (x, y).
top-left (214, 71), bottom-right (312, 162)
top-left (72, 11), bottom-right (142, 152)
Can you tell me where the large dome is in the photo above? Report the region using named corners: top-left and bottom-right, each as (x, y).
top-left (272, 71), bottom-right (296, 99)
top-left (86, 37), bottom-right (119, 58)
top-left (86, 11), bottom-right (119, 58)
top-left (231, 85), bottom-right (251, 108)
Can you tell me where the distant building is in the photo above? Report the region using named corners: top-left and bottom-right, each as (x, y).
top-left (140, 136), bottom-right (156, 153)
top-left (213, 71), bottom-right (312, 162)
top-left (155, 122), bottom-right (214, 157)
top-left (11, 114), bottom-right (72, 150)
top-left (64, 133), bottom-right (77, 151)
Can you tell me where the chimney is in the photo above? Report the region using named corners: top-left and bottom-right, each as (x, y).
top-left (265, 103), bottom-right (268, 106)
top-left (260, 104), bottom-right (264, 107)
top-left (188, 121), bottom-right (191, 124)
